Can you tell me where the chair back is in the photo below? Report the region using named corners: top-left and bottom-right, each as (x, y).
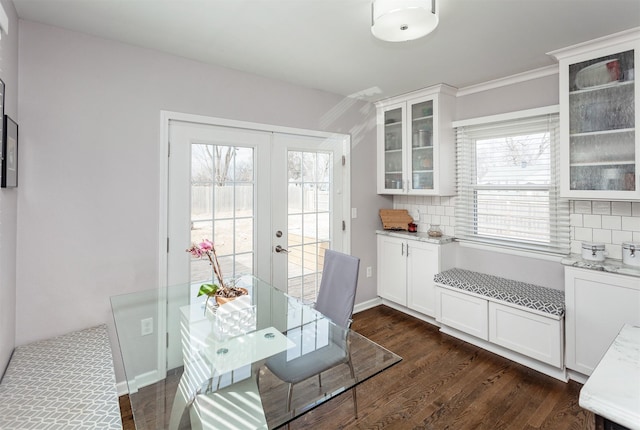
top-left (315, 249), bottom-right (360, 328)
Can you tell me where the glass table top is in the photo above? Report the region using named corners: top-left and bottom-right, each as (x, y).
top-left (111, 276), bottom-right (401, 429)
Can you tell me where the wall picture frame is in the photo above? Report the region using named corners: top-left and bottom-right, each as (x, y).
top-left (2, 115), bottom-right (18, 188)
top-left (0, 79), bottom-right (4, 187)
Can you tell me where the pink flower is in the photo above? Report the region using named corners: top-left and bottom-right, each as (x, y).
top-left (199, 239), bottom-right (214, 251)
top-left (187, 244), bottom-right (205, 257)
top-left (185, 238), bottom-right (244, 307)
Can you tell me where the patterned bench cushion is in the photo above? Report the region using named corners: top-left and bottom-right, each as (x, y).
top-left (0, 325), bottom-right (122, 429)
top-left (434, 268), bottom-right (565, 317)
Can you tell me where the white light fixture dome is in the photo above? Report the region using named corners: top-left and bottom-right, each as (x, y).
top-left (371, 0), bottom-right (439, 42)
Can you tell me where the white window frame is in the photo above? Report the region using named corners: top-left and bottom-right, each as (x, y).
top-left (453, 106), bottom-right (570, 256)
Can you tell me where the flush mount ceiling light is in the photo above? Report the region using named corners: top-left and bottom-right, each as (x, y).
top-left (371, 0), bottom-right (439, 42)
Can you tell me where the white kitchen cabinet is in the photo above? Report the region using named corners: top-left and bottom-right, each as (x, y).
top-left (377, 232), bottom-right (455, 317)
top-left (375, 84), bottom-right (456, 196)
top-left (565, 266), bottom-right (640, 377)
top-left (550, 29), bottom-right (640, 200)
top-left (436, 287), bottom-right (489, 340)
top-left (489, 302), bottom-right (563, 368)
top-left (434, 273), bottom-right (566, 379)
top-left (377, 234), bottom-right (408, 305)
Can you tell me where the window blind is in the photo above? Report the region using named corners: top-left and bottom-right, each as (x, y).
top-left (455, 112), bottom-right (570, 255)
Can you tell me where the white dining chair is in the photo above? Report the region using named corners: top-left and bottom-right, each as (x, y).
top-left (264, 249), bottom-right (361, 423)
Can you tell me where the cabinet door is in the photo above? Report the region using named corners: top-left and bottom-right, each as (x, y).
top-left (565, 267), bottom-right (640, 375)
top-left (377, 235), bottom-right (407, 305)
top-left (377, 102), bottom-right (407, 194)
top-left (407, 241), bottom-right (439, 316)
top-left (436, 287), bottom-right (489, 340)
top-left (489, 302), bottom-right (563, 368)
top-left (556, 36), bottom-right (640, 199)
top-left (408, 98), bottom-right (435, 193)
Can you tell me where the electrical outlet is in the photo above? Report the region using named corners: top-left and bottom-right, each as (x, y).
top-left (351, 207), bottom-right (358, 218)
top-left (141, 317), bottom-right (153, 336)
top-left (366, 266), bottom-right (372, 278)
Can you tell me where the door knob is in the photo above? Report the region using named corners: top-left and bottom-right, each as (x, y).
top-left (275, 245), bottom-right (289, 254)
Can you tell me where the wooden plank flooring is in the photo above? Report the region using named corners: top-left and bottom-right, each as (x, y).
top-left (120, 305), bottom-right (594, 429)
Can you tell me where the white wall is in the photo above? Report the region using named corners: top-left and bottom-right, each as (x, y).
top-left (16, 20), bottom-right (387, 382)
top-left (0, 0), bottom-right (19, 376)
top-left (456, 74), bottom-right (560, 119)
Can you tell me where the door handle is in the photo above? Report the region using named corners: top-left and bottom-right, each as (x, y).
top-left (275, 245), bottom-right (289, 254)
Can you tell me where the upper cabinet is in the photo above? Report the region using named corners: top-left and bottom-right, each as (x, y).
top-left (376, 84), bottom-right (456, 195)
top-left (551, 29), bottom-right (640, 200)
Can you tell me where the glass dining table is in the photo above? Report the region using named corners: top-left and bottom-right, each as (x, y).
top-left (111, 276), bottom-right (401, 429)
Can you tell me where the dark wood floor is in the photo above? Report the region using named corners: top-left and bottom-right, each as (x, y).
top-left (120, 305), bottom-right (594, 429)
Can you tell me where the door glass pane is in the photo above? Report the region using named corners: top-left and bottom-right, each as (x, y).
top-left (287, 149), bottom-right (333, 302)
top-left (411, 100), bottom-right (434, 190)
top-left (384, 107), bottom-right (403, 189)
top-left (316, 152), bottom-right (331, 182)
top-left (190, 144), bottom-right (255, 295)
top-left (317, 213), bottom-right (330, 241)
top-left (303, 213), bottom-right (318, 243)
top-left (568, 49), bottom-right (636, 191)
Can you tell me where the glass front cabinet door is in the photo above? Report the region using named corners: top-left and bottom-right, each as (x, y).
top-left (376, 85), bottom-right (456, 195)
top-left (552, 30), bottom-right (640, 200)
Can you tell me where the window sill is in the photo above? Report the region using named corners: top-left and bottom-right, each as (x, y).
top-left (456, 240), bottom-right (567, 263)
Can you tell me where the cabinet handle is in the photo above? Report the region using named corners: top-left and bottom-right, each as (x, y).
top-left (401, 243), bottom-right (404, 256)
top-left (407, 243), bottom-right (410, 257)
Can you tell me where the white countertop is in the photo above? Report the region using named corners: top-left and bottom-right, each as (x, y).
top-left (561, 254), bottom-right (640, 278)
top-left (376, 229), bottom-right (455, 245)
top-left (579, 324), bottom-right (640, 430)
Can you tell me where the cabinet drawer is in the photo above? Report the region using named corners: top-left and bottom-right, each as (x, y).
top-left (489, 302), bottom-right (563, 368)
top-left (436, 287), bottom-right (488, 340)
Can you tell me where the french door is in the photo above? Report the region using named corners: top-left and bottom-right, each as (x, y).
top-left (271, 133), bottom-right (345, 301)
top-left (165, 114), bottom-right (349, 300)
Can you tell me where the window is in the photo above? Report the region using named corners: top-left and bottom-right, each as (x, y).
top-left (455, 108), bottom-right (570, 255)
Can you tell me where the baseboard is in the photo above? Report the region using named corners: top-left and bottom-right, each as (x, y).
top-left (353, 297), bottom-right (382, 314)
top-left (567, 369), bottom-right (589, 384)
top-left (439, 325), bottom-right (569, 382)
top-left (116, 380), bottom-right (129, 396)
top-left (379, 299), bottom-right (440, 327)
top-left (118, 369), bottom-right (163, 396)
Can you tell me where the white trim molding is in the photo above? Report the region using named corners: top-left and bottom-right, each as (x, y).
top-left (452, 104), bottom-right (559, 128)
top-left (456, 65), bottom-right (559, 97)
top-left (548, 27), bottom-right (640, 61)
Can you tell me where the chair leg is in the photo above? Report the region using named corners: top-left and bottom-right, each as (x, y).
top-left (347, 359), bottom-right (358, 419)
top-left (351, 386), bottom-right (358, 419)
top-left (286, 383), bottom-right (294, 412)
top-left (286, 383), bottom-right (294, 430)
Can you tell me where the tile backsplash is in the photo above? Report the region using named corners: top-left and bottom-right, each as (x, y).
top-left (393, 196), bottom-right (640, 260)
top-left (393, 195), bottom-right (457, 236)
top-left (570, 200), bottom-right (640, 260)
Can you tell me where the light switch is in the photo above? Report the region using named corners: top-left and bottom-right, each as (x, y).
top-left (141, 317), bottom-right (153, 336)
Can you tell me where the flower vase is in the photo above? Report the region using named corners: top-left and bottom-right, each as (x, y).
top-left (214, 287), bottom-right (249, 306)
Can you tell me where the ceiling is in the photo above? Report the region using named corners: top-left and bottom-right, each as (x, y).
top-left (12, 0), bottom-right (640, 102)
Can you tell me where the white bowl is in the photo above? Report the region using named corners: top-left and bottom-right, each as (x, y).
top-left (575, 59), bottom-right (620, 89)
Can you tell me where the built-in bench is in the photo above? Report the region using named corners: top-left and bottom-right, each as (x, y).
top-left (434, 268), bottom-right (567, 381)
top-left (0, 325), bottom-right (122, 429)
